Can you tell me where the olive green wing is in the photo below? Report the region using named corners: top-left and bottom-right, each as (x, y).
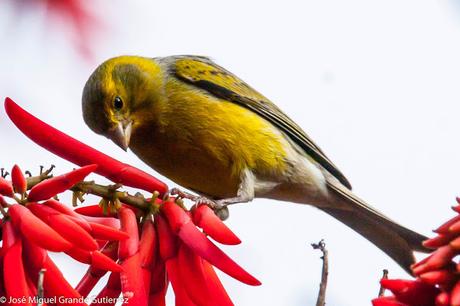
top-left (169, 56), bottom-right (352, 189)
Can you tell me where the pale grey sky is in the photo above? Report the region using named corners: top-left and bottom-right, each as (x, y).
top-left (2, 1), bottom-right (460, 305)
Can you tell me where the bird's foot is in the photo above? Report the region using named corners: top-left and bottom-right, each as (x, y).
top-left (170, 187), bottom-right (194, 200)
top-left (170, 187), bottom-right (229, 220)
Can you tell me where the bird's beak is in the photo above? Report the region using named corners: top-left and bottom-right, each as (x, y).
top-left (110, 121), bottom-right (132, 151)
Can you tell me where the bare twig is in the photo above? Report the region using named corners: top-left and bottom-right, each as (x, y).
top-left (311, 239), bottom-right (328, 306)
top-left (37, 269), bottom-right (46, 306)
top-left (378, 269), bottom-right (389, 297)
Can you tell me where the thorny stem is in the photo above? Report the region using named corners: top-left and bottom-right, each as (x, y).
top-left (378, 269), bottom-right (389, 297)
top-left (312, 239), bottom-right (328, 306)
top-left (37, 269), bottom-right (46, 306)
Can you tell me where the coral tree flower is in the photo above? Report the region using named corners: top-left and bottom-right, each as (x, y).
top-left (0, 97), bottom-right (260, 305)
top-left (373, 198), bottom-right (460, 306)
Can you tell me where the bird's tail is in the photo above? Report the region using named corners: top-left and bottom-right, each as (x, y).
top-left (320, 182), bottom-right (429, 274)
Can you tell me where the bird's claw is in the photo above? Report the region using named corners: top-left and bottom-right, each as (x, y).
top-left (169, 187), bottom-right (229, 220)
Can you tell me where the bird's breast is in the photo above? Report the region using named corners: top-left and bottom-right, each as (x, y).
top-left (129, 85), bottom-right (292, 199)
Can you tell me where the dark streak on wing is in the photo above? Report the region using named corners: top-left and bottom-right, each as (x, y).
top-left (168, 56), bottom-right (352, 189)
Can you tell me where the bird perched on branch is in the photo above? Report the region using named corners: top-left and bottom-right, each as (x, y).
top-left (82, 55), bottom-right (428, 273)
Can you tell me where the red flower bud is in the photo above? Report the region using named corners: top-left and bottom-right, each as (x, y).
top-left (192, 204), bottom-right (241, 245)
top-left (28, 164), bottom-right (97, 201)
top-left (118, 207), bottom-right (139, 259)
top-left (155, 214), bottom-right (179, 261)
top-left (161, 201), bottom-right (260, 286)
top-left (89, 222), bottom-right (129, 241)
top-left (11, 164), bottom-right (26, 194)
top-left (0, 177), bottom-right (13, 197)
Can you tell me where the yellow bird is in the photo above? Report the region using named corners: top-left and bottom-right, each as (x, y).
top-left (82, 55), bottom-right (427, 273)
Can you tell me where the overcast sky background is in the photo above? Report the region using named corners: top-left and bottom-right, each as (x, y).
top-left (2, 1), bottom-right (460, 305)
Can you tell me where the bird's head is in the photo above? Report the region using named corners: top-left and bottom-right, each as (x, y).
top-left (82, 56), bottom-right (164, 151)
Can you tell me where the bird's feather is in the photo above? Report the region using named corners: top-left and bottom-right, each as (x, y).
top-left (169, 56), bottom-right (352, 189)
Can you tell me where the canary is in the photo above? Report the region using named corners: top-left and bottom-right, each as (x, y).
top-left (82, 55), bottom-right (427, 273)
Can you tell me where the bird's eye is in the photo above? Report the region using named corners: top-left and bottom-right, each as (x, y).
top-left (113, 96), bottom-right (124, 110)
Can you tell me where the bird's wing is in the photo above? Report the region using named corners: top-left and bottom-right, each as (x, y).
top-left (169, 56), bottom-right (352, 189)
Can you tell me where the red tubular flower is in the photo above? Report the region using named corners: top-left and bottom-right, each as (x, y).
top-left (2, 221), bottom-right (33, 306)
top-left (161, 200), bottom-right (261, 286)
top-left (449, 221), bottom-right (460, 235)
top-left (89, 221), bottom-right (129, 241)
top-left (166, 257), bottom-right (196, 306)
top-left (28, 164), bottom-right (97, 201)
top-left (192, 204), bottom-right (241, 245)
top-left (178, 243), bottom-right (234, 306)
top-left (75, 204), bottom-right (140, 218)
top-left (44, 199), bottom-right (88, 219)
top-left (43, 199), bottom-right (93, 231)
top-left (4, 97), bottom-right (167, 195)
top-left (118, 206), bottom-right (147, 305)
top-left (380, 279), bottom-right (439, 306)
top-left (120, 252), bottom-right (148, 305)
top-left (156, 214), bottom-right (180, 261)
top-left (42, 256), bottom-right (87, 306)
top-left (372, 296), bottom-right (409, 306)
top-left (49, 214), bottom-right (99, 250)
top-left (11, 164), bottom-right (27, 194)
top-left (22, 238), bottom-right (86, 305)
top-left (65, 246), bottom-right (121, 272)
top-left (84, 215), bottom-right (121, 228)
top-left (23, 239), bottom-right (86, 306)
top-left (412, 245), bottom-right (456, 275)
top-left (76, 242), bottom-right (119, 297)
top-left (8, 204), bottom-right (72, 252)
top-left (148, 258), bottom-right (168, 306)
top-left (0, 177), bottom-right (13, 197)
top-left (419, 270), bottom-right (457, 287)
top-left (374, 200), bottom-right (460, 305)
top-left (423, 234), bottom-right (454, 249)
top-left (178, 243), bottom-right (214, 306)
top-left (92, 250), bottom-right (123, 272)
top-left (91, 272), bottom-right (122, 306)
top-left (139, 218), bottom-right (157, 293)
top-left (27, 203), bottom-right (98, 250)
top-left (434, 215), bottom-right (460, 234)
top-left (202, 260), bottom-right (233, 306)
top-left (118, 207), bottom-right (139, 259)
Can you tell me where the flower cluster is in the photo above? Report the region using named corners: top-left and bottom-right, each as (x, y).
top-left (0, 97), bottom-right (260, 305)
top-left (373, 198), bottom-right (460, 306)
top-left (0, 165), bottom-right (126, 306)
